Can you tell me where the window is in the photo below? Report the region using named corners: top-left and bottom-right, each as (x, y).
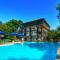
top-left (26, 32), bottom-right (30, 36)
top-left (39, 27), bottom-right (41, 31)
top-left (26, 27), bottom-right (30, 31)
top-left (31, 26), bottom-right (37, 30)
top-left (31, 31), bottom-right (36, 36)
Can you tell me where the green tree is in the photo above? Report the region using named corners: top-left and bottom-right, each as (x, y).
top-left (0, 19), bottom-right (23, 39)
top-left (0, 21), bottom-right (2, 25)
top-left (57, 25), bottom-right (60, 31)
top-left (0, 24), bottom-right (12, 34)
top-left (56, 3), bottom-right (60, 22)
top-left (48, 26), bottom-right (60, 42)
top-left (56, 3), bottom-right (60, 11)
top-left (56, 26), bottom-right (60, 39)
top-left (48, 30), bottom-right (57, 42)
top-left (6, 19), bottom-right (23, 32)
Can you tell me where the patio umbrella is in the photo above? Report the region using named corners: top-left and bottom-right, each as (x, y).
top-left (0, 31), bottom-right (4, 35)
top-left (17, 33), bottom-right (25, 37)
top-left (9, 32), bottom-right (17, 41)
top-left (9, 32), bottom-right (17, 36)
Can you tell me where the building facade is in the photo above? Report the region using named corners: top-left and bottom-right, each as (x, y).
top-left (19, 18), bottom-right (50, 41)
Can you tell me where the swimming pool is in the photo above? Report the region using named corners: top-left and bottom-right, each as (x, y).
top-left (0, 42), bottom-right (58, 60)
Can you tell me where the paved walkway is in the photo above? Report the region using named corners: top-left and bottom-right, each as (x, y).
top-left (56, 48), bottom-right (60, 60)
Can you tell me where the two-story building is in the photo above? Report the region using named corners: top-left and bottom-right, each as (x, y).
top-left (18, 18), bottom-right (50, 41)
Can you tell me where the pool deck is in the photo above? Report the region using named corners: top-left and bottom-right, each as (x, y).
top-left (56, 48), bottom-right (60, 60)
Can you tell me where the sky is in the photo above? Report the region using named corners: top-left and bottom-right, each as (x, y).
top-left (0, 0), bottom-right (60, 29)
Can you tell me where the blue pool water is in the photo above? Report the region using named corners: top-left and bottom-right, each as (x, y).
top-left (0, 42), bottom-right (58, 60)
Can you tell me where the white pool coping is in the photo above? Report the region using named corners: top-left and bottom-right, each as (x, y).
top-left (0, 42), bottom-right (21, 46)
